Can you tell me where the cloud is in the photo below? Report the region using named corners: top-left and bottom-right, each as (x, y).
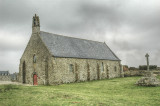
top-left (0, 51), bottom-right (21, 72)
top-left (0, 0), bottom-right (160, 73)
top-left (0, 31), bottom-right (28, 51)
top-left (0, 0), bottom-right (32, 27)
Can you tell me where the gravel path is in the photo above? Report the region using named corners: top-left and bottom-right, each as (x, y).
top-left (0, 81), bottom-right (32, 86)
top-left (0, 81), bottom-right (21, 85)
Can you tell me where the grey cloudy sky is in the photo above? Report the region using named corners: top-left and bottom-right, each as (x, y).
top-left (0, 0), bottom-right (160, 73)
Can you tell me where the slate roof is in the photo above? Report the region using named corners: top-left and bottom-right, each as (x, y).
top-left (0, 71), bottom-right (10, 76)
top-left (39, 31), bottom-right (120, 61)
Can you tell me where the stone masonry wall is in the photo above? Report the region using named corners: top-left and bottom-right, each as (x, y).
top-left (124, 70), bottom-right (160, 77)
top-left (49, 57), bottom-right (121, 85)
top-left (18, 33), bottom-right (52, 85)
top-left (0, 75), bottom-right (11, 81)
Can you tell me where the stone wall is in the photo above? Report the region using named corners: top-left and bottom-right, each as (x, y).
top-left (124, 70), bottom-right (160, 77)
top-left (49, 57), bottom-right (122, 85)
top-left (18, 33), bottom-right (52, 85)
top-left (0, 75), bottom-right (11, 81)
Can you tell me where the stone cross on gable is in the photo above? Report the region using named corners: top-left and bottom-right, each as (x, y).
top-left (145, 53), bottom-right (149, 71)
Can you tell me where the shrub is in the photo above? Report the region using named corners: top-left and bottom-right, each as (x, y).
top-left (139, 65), bottom-right (157, 70)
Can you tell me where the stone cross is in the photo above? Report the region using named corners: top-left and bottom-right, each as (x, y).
top-left (145, 53), bottom-right (149, 71)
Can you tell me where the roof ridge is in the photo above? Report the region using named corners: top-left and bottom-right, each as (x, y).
top-left (40, 31), bottom-right (104, 44)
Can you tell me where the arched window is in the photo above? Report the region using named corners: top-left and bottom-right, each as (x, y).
top-left (69, 64), bottom-right (74, 72)
top-left (115, 66), bottom-right (117, 72)
top-left (33, 54), bottom-right (36, 63)
top-left (101, 62), bottom-right (104, 72)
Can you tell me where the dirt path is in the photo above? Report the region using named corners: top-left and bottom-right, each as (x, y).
top-left (0, 81), bottom-right (21, 85)
top-left (0, 81), bottom-right (32, 86)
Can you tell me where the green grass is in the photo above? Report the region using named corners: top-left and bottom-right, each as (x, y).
top-left (0, 77), bottom-right (160, 106)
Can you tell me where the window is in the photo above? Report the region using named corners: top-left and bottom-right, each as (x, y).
top-left (101, 62), bottom-right (104, 72)
top-left (115, 66), bottom-right (117, 72)
top-left (69, 64), bottom-right (74, 72)
top-left (33, 54), bottom-right (36, 63)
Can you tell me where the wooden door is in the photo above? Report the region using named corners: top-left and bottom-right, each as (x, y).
top-left (33, 74), bottom-right (38, 85)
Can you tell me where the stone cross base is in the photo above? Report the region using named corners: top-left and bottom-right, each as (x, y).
top-left (136, 72), bottom-right (160, 87)
top-left (144, 71), bottom-right (153, 77)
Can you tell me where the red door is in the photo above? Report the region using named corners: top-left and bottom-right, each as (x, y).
top-left (33, 74), bottom-right (38, 85)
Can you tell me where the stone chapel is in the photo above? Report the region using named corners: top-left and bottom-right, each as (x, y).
top-left (18, 14), bottom-right (123, 85)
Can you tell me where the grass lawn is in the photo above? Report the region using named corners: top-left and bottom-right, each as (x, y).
top-left (0, 77), bottom-right (160, 106)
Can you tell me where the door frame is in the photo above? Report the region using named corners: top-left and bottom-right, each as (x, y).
top-left (33, 73), bottom-right (38, 85)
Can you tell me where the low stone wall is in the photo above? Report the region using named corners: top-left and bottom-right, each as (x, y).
top-left (0, 75), bottom-right (11, 81)
top-left (124, 70), bottom-right (160, 77)
top-left (153, 71), bottom-right (160, 75)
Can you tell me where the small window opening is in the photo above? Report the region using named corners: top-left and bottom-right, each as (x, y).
top-left (115, 66), bottom-right (117, 72)
top-left (101, 62), bottom-right (104, 72)
top-left (33, 54), bottom-right (36, 63)
top-left (69, 64), bottom-right (74, 72)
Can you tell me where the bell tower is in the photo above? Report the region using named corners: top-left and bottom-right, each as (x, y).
top-left (32, 14), bottom-right (40, 34)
